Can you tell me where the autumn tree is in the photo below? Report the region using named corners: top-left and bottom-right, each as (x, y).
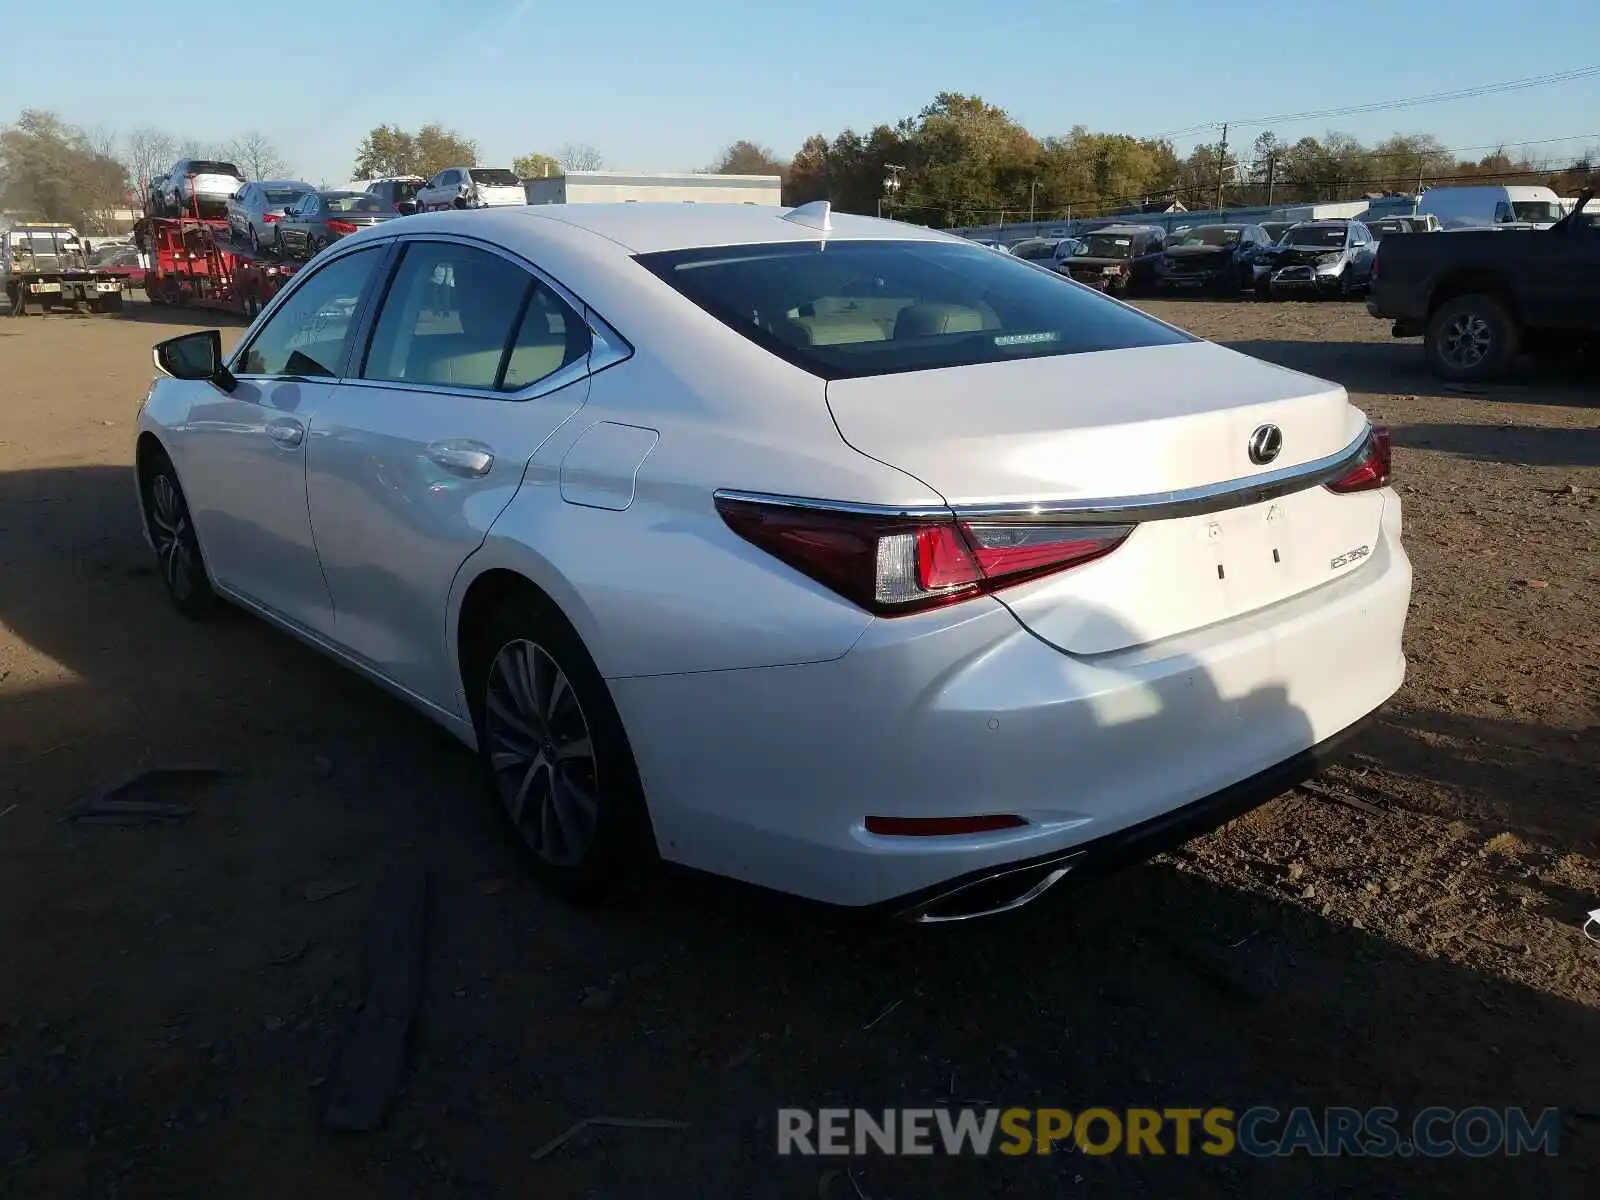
top-left (513, 153), bottom-right (562, 180)
top-left (353, 123), bottom-right (477, 178)
top-left (706, 140), bottom-right (786, 178)
top-left (0, 109), bottom-right (128, 231)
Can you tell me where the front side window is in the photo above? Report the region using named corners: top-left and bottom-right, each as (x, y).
top-left (238, 247), bottom-right (383, 378)
top-left (361, 242), bottom-right (588, 392)
top-left (637, 239), bottom-right (1191, 381)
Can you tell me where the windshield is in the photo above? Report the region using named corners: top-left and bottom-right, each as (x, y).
top-left (264, 189), bottom-right (308, 205)
top-left (1076, 233), bottom-right (1138, 259)
top-left (470, 169), bottom-right (521, 187)
top-left (1511, 201), bottom-right (1562, 223)
top-left (1283, 225), bottom-right (1347, 248)
top-left (636, 239), bottom-right (1191, 381)
top-left (1175, 226), bottom-right (1243, 248)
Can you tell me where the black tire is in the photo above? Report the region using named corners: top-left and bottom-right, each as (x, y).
top-left (250, 225), bottom-right (261, 253)
top-left (1425, 294), bottom-right (1519, 383)
top-left (140, 451), bottom-right (216, 619)
top-left (1257, 278), bottom-right (1275, 301)
top-left (466, 592), bottom-right (656, 901)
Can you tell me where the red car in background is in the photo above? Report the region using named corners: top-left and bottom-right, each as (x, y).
top-left (88, 243), bottom-right (148, 291)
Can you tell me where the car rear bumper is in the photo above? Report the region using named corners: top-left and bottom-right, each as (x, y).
top-left (611, 495), bottom-right (1411, 908)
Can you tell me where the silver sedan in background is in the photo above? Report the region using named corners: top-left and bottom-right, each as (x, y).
top-left (227, 180), bottom-right (315, 253)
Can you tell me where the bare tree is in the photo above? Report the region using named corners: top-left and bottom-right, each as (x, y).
top-left (124, 126), bottom-right (177, 197)
top-left (558, 142), bottom-right (605, 172)
top-left (227, 130), bottom-right (291, 180)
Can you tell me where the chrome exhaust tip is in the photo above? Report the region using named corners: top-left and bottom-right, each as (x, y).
top-left (895, 852), bottom-right (1085, 925)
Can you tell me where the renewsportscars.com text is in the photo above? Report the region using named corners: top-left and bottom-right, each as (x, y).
top-left (777, 1106), bottom-right (1561, 1158)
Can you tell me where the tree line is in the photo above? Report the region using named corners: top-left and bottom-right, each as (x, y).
top-left (769, 92), bottom-right (1594, 226)
top-left (2, 102), bottom-right (1591, 234)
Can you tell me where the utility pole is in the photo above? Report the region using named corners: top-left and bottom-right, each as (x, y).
top-left (1215, 123), bottom-right (1229, 212)
top-left (1266, 151), bottom-right (1276, 207)
top-left (1028, 179), bottom-right (1037, 223)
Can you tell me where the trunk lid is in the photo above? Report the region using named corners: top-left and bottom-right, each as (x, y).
top-left (475, 185), bottom-right (526, 207)
top-left (826, 340), bottom-right (1382, 653)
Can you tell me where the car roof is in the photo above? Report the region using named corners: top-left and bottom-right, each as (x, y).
top-left (491, 203), bottom-right (955, 254)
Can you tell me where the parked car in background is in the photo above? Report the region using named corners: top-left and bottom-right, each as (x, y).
top-left (1155, 224), bottom-right (1277, 295)
top-left (1364, 214), bottom-right (1442, 240)
top-left (227, 180), bottom-right (315, 252)
top-left (1257, 220), bottom-right (1376, 299)
top-left (156, 159), bottom-right (246, 218)
top-left (1055, 224), bottom-right (1165, 294)
top-left (275, 191), bottom-right (398, 259)
top-left (366, 176), bottom-right (427, 215)
top-left (1005, 237), bottom-right (1062, 263)
top-left (135, 202), bottom-right (1409, 918)
top-left (1366, 190), bottom-right (1598, 381)
top-left (415, 167), bottom-right (526, 212)
top-left (1418, 185), bottom-right (1565, 231)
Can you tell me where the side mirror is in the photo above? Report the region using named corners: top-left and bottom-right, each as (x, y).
top-left (153, 330), bottom-right (237, 393)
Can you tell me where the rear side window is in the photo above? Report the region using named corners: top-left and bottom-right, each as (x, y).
top-left (362, 242), bottom-right (588, 392)
top-left (636, 239), bottom-right (1190, 381)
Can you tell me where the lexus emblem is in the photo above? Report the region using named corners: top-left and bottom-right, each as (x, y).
top-left (1248, 423), bottom-right (1283, 466)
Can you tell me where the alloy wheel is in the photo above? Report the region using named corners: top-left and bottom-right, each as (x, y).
top-left (483, 639), bottom-right (600, 868)
top-left (148, 472), bottom-right (200, 601)
top-left (1441, 312), bottom-right (1493, 369)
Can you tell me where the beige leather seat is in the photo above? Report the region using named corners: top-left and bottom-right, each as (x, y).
top-left (893, 303), bottom-right (986, 338)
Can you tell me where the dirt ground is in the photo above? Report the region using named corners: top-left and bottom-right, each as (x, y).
top-left (1, 296), bottom-right (1596, 1199)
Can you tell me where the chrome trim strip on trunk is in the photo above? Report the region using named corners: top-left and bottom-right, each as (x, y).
top-left (715, 426), bottom-right (1373, 525)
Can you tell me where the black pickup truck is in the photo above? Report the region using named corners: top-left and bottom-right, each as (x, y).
top-left (1365, 190), bottom-right (1598, 382)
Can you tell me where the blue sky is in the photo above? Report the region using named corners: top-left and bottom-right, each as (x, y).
top-left (9, 0), bottom-right (1599, 185)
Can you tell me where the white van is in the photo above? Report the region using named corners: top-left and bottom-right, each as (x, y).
top-left (1417, 185), bottom-right (1565, 230)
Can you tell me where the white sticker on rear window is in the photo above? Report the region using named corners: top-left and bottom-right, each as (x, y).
top-left (993, 331), bottom-right (1059, 346)
top-left (1114, 239), bottom-right (1131, 245)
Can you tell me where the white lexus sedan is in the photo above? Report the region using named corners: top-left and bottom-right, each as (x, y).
top-left (135, 202), bottom-right (1411, 922)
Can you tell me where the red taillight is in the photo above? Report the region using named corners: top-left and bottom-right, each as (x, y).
top-left (262, 212), bottom-right (280, 223)
top-left (715, 496), bottom-right (1132, 616)
top-left (327, 220), bottom-right (358, 235)
top-left (865, 814), bottom-right (1027, 837)
top-left (1325, 426), bottom-right (1392, 494)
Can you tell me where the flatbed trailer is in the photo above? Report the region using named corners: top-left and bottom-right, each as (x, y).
top-left (134, 214), bottom-right (301, 319)
top-left (3, 225), bottom-right (126, 316)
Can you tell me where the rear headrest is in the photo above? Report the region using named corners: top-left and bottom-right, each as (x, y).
top-left (894, 303), bottom-right (984, 339)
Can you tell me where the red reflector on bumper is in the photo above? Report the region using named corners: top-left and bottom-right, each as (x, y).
top-left (865, 814), bottom-right (1027, 837)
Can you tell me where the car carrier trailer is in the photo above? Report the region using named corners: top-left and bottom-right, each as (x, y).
top-left (133, 214), bottom-right (301, 318)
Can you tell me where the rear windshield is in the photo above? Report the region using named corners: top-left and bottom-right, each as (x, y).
top-left (191, 161), bottom-right (239, 176)
top-left (390, 180), bottom-right (420, 199)
top-left (470, 169), bottom-right (521, 186)
top-left (322, 194), bottom-right (384, 212)
top-left (264, 188), bottom-right (307, 204)
top-left (636, 239), bottom-right (1191, 381)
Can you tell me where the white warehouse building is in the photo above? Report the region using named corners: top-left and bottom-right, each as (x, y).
top-left (526, 171), bottom-right (783, 207)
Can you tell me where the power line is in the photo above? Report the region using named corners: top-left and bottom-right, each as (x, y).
top-left (1150, 64), bottom-right (1600, 140)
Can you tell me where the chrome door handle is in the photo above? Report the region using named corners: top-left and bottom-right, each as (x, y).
top-left (427, 441), bottom-right (494, 477)
top-left (266, 419), bottom-right (304, 448)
